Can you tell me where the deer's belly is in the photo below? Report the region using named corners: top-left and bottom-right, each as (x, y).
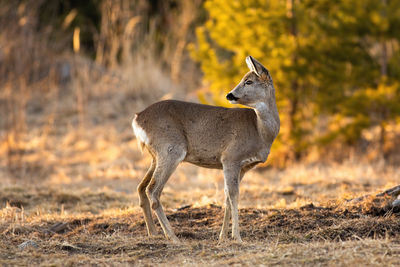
top-left (183, 154), bottom-right (223, 169)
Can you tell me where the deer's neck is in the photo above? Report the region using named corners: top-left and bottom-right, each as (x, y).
top-left (254, 95), bottom-right (280, 146)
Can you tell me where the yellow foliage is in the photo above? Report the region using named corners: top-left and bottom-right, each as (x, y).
top-left (191, 0), bottom-right (400, 164)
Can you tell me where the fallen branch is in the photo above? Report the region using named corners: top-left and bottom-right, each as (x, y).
top-left (376, 185), bottom-right (400, 198)
top-left (345, 184), bottom-right (400, 208)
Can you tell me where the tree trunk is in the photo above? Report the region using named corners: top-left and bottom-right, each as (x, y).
top-left (287, 0), bottom-right (301, 161)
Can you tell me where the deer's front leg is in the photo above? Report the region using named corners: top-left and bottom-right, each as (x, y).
top-left (221, 162), bottom-right (242, 242)
top-left (218, 195), bottom-right (231, 242)
top-left (219, 168), bottom-right (248, 243)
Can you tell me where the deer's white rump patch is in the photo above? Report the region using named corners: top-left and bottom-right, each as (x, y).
top-left (132, 115), bottom-right (149, 151)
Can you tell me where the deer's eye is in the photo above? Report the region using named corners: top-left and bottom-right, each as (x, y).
top-left (245, 80), bottom-right (253, 85)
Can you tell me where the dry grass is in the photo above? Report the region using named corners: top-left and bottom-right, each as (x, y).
top-left (1, 32), bottom-right (400, 266)
top-left (2, 2), bottom-right (399, 265)
top-left (1, 189), bottom-right (400, 266)
top-left (2, 88), bottom-right (400, 266)
top-left (1, 128), bottom-right (400, 267)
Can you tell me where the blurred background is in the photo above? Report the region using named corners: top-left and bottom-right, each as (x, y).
top-left (2, 2), bottom-right (400, 264)
top-left (1, 0), bottom-right (400, 184)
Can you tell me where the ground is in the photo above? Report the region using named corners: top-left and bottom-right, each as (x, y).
top-left (1, 158), bottom-right (400, 266)
top-left (1, 80), bottom-right (400, 266)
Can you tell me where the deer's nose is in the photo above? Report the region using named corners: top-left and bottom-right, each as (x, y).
top-left (226, 93), bottom-right (239, 101)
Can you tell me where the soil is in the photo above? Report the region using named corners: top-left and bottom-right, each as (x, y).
top-left (2, 194), bottom-right (400, 266)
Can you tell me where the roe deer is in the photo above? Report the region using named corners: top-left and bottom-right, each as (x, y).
top-left (132, 56), bottom-right (280, 243)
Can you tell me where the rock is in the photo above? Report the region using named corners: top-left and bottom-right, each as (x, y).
top-left (18, 240), bottom-right (38, 250)
top-left (392, 195), bottom-right (400, 208)
top-left (60, 241), bottom-right (81, 251)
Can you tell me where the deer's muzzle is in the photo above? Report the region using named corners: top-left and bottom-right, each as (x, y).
top-left (226, 93), bottom-right (239, 101)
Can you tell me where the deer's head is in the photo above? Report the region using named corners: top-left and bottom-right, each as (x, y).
top-left (226, 56), bottom-right (274, 108)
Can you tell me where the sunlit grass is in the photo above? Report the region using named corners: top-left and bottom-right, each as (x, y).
top-left (0, 53), bottom-right (399, 266)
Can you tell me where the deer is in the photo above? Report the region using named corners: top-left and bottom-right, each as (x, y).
top-left (132, 56), bottom-right (280, 243)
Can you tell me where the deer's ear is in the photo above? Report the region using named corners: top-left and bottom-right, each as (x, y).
top-left (246, 56), bottom-right (258, 74)
top-left (246, 56), bottom-right (270, 81)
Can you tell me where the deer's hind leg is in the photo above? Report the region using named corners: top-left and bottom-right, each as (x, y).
top-left (146, 143), bottom-right (186, 242)
top-left (137, 157), bottom-right (157, 236)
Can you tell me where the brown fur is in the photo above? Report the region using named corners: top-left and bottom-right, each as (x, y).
top-left (136, 101), bottom-right (261, 169)
top-left (133, 56), bottom-right (280, 243)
